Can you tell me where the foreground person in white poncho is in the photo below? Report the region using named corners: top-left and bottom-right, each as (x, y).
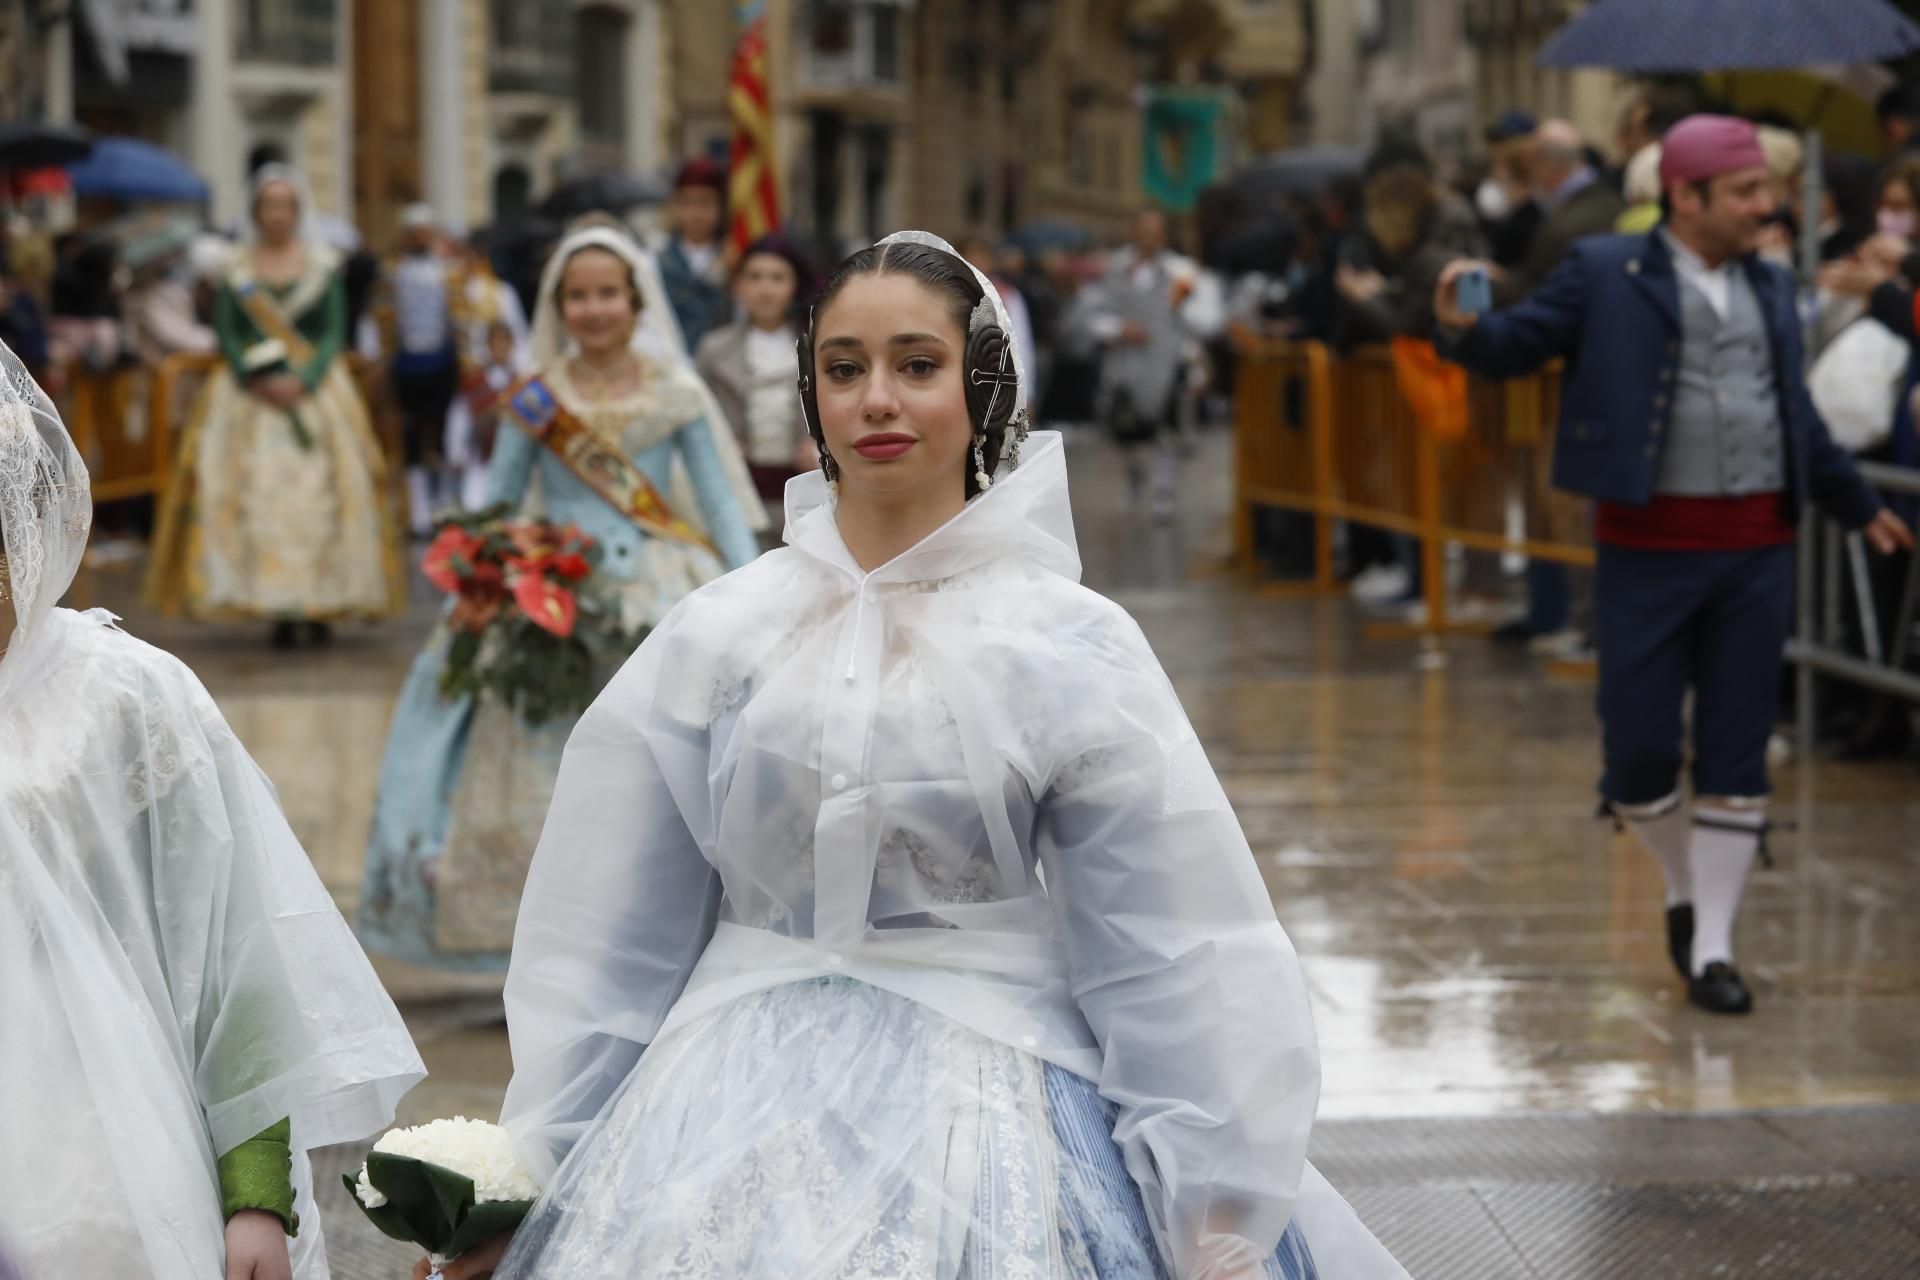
top-left (431, 234), bottom-right (1407, 1280)
top-left (0, 340), bottom-right (425, 1277)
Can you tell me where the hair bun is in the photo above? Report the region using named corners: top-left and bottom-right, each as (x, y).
top-left (963, 321), bottom-right (1019, 435)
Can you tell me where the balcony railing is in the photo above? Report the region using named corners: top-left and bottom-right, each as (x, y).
top-left (490, 0), bottom-right (572, 96)
top-left (236, 0), bottom-right (337, 68)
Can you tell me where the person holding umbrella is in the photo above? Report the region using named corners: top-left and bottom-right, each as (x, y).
top-left (1433, 115), bottom-right (1913, 1015)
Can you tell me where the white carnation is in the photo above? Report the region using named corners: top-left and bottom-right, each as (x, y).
top-left (352, 1116), bottom-right (541, 1209)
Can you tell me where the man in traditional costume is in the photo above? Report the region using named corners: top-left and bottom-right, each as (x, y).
top-left (1438, 116), bottom-right (1914, 1014)
top-left (378, 203), bottom-right (465, 534)
top-left (657, 157), bottom-right (734, 353)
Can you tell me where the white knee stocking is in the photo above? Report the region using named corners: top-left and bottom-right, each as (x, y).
top-left (1689, 798), bottom-right (1766, 976)
top-left (406, 467), bottom-right (434, 537)
top-left (1615, 792), bottom-right (1691, 907)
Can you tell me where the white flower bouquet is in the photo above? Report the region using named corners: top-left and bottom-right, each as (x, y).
top-left (345, 1117), bottom-right (539, 1274)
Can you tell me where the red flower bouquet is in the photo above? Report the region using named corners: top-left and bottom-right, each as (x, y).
top-left (423, 508), bottom-right (643, 725)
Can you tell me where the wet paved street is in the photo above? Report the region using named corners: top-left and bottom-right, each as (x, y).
top-left (80, 428), bottom-right (1920, 1277)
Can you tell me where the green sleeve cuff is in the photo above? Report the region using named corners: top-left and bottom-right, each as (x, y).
top-left (217, 1117), bottom-right (300, 1237)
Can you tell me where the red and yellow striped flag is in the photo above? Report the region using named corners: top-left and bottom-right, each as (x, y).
top-left (728, 2), bottom-right (780, 258)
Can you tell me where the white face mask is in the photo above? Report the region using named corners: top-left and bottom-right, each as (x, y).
top-left (1878, 208), bottom-right (1917, 240)
top-left (1475, 178), bottom-right (1512, 222)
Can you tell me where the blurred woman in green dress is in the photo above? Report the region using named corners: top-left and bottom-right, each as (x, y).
top-left (146, 165), bottom-right (404, 645)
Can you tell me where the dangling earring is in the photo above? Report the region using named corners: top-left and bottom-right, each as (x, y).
top-left (815, 436), bottom-right (840, 501)
top-left (972, 432), bottom-right (992, 492)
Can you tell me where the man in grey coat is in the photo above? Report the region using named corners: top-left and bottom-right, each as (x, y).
top-left (1085, 209), bottom-right (1224, 519)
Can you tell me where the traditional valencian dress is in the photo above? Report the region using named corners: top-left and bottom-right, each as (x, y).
top-left (494, 426), bottom-right (1407, 1276)
top-left (145, 235), bottom-right (404, 621)
top-left (0, 343), bottom-right (422, 1277)
top-left (358, 227), bottom-right (765, 972)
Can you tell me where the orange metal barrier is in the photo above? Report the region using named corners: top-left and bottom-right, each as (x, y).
top-left (60, 364), bottom-right (172, 503)
top-left (64, 351), bottom-right (405, 508)
top-left (1233, 339), bottom-right (1591, 632)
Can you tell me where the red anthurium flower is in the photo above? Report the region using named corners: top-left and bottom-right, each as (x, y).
top-left (422, 527), bottom-right (481, 595)
top-left (513, 573), bottom-right (578, 638)
top-left (550, 552), bottom-right (591, 582)
top-left (505, 553), bottom-right (560, 586)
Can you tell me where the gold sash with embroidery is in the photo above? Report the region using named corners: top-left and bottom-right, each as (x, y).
top-left (500, 374), bottom-right (717, 553)
top-left (233, 277), bottom-right (317, 372)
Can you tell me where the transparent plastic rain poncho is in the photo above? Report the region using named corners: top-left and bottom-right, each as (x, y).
top-left (0, 340), bottom-right (424, 1276)
top-left (498, 236), bottom-right (1404, 1279)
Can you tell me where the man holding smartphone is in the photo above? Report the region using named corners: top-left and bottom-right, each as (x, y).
top-left (1433, 115), bottom-right (1913, 1016)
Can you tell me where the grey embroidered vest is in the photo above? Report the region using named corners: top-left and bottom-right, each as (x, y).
top-left (1655, 265), bottom-right (1786, 496)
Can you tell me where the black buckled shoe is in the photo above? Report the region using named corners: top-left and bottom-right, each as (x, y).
top-left (1665, 904), bottom-right (1694, 981)
top-left (1688, 961), bottom-right (1754, 1015)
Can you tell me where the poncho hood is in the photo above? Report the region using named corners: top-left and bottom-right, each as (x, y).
top-left (781, 429), bottom-right (1081, 587)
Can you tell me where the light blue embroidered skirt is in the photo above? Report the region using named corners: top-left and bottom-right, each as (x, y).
top-left (1044, 1064), bottom-right (1318, 1279)
top-left (497, 977), bottom-right (1318, 1278)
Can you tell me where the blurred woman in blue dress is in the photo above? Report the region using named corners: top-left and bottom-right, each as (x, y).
top-left (357, 217), bottom-right (764, 971)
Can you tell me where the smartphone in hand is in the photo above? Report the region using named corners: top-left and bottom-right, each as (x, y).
top-left (1454, 265), bottom-right (1492, 317)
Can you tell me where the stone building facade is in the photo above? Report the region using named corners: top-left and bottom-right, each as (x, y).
top-left (658, 0), bottom-right (1306, 249)
top-left (1303, 0), bottom-right (1629, 168)
top-left (41, 0), bottom-right (670, 246)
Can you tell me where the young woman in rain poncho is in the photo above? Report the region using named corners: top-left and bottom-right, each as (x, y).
top-left (424, 234), bottom-right (1408, 1280)
top-left (0, 339), bottom-right (424, 1276)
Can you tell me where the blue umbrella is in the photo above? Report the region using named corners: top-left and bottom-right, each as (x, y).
top-left (65, 136), bottom-right (208, 203)
top-left (1535, 0), bottom-right (1920, 71)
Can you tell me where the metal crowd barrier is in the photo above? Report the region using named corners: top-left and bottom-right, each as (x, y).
top-left (1790, 460), bottom-right (1920, 755)
top-left (1232, 339), bottom-right (1589, 633)
top-left (61, 363), bottom-right (172, 503)
top-left (65, 351), bottom-right (406, 507)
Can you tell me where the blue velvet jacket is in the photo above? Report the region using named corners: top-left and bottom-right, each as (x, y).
top-left (1439, 229), bottom-right (1882, 529)
top-left (658, 238), bottom-right (733, 355)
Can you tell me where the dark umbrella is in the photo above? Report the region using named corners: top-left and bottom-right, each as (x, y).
top-left (1535, 0), bottom-right (1920, 287)
top-left (1535, 0), bottom-right (1920, 71)
top-left (1011, 219), bottom-right (1093, 254)
top-left (64, 136), bottom-right (207, 203)
top-left (1209, 211), bottom-right (1298, 276)
top-left (536, 172), bottom-right (670, 222)
top-left (0, 122), bottom-right (93, 171)
top-left (1230, 147), bottom-right (1365, 201)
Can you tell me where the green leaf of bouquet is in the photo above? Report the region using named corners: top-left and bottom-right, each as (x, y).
top-left (361, 1152), bottom-right (478, 1253)
top-left (417, 1155), bottom-right (483, 1227)
top-left (443, 1197), bottom-right (537, 1258)
top-left (340, 1171), bottom-right (448, 1252)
